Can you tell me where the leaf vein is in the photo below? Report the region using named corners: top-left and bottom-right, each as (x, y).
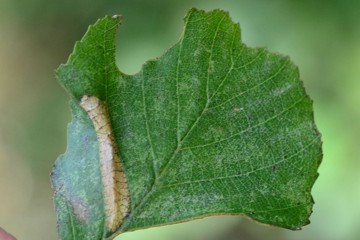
top-left (182, 96), bottom-right (305, 150)
top-left (141, 71), bottom-right (158, 178)
top-left (209, 59), bottom-right (289, 110)
top-left (160, 134), bottom-right (320, 189)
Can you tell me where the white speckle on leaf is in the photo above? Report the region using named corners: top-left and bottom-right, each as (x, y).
top-left (209, 60), bottom-right (215, 73)
top-left (194, 48), bottom-right (201, 57)
top-left (272, 83), bottom-right (294, 96)
top-left (233, 107), bottom-right (243, 112)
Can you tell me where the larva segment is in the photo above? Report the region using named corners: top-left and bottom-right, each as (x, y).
top-left (80, 95), bottom-right (130, 232)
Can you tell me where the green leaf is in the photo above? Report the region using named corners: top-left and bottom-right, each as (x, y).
top-left (52, 9), bottom-right (322, 240)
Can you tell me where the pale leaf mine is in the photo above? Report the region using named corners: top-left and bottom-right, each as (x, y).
top-left (80, 95), bottom-right (130, 232)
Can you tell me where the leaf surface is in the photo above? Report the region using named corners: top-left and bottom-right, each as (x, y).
top-left (52, 9), bottom-right (322, 240)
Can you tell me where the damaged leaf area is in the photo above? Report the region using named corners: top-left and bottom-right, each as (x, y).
top-left (52, 9), bottom-right (322, 240)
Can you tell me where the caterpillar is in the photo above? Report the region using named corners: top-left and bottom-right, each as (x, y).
top-left (80, 95), bottom-right (130, 232)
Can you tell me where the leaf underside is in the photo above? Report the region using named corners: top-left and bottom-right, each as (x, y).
top-left (52, 8), bottom-right (322, 240)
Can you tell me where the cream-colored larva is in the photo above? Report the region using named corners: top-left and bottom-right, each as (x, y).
top-left (80, 95), bottom-right (130, 232)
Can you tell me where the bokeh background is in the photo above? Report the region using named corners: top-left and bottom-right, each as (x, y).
top-left (0, 0), bottom-right (359, 239)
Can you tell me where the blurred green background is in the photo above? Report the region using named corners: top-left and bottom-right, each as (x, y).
top-left (0, 0), bottom-right (359, 239)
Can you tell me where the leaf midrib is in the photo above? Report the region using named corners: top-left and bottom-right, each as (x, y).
top-left (117, 10), bottom-right (227, 232)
